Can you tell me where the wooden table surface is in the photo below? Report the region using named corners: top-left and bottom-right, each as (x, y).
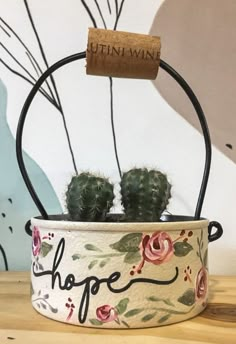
top-left (0, 272), bottom-right (235, 344)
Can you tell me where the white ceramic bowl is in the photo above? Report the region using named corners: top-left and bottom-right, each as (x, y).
top-left (31, 215), bottom-right (212, 328)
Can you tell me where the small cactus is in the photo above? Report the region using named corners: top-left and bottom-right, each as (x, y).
top-left (66, 172), bottom-right (114, 221)
top-left (120, 168), bottom-right (171, 222)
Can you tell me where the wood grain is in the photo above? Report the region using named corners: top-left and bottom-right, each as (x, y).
top-left (0, 272), bottom-right (236, 344)
top-left (201, 303), bottom-right (236, 322)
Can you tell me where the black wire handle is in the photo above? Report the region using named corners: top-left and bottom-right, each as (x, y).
top-left (16, 52), bottom-right (211, 221)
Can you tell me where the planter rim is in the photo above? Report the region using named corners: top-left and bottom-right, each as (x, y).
top-left (31, 214), bottom-right (209, 232)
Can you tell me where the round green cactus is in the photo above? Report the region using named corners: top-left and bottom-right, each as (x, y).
top-left (66, 172), bottom-right (115, 221)
top-left (120, 168), bottom-right (171, 222)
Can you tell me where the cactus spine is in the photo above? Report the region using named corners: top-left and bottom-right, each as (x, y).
top-left (120, 168), bottom-right (171, 222)
top-left (66, 172), bottom-right (114, 221)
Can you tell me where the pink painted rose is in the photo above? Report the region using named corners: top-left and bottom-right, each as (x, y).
top-left (195, 267), bottom-right (208, 301)
top-left (32, 226), bottom-right (41, 256)
top-left (141, 231), bottom-right (174, 265)
top-left (96, 305), bottom-right (118, 323)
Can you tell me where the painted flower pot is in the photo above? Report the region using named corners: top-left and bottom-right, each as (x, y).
top-left (30, 215), bottom-right (222, 328)
top-left (16, 49), bottom-right (223, 328)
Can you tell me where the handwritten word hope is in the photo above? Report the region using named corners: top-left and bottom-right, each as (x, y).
top-left (33, 238), bottom-right (179, 323)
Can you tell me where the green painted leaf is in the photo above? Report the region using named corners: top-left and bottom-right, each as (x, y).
top-left (174, 242), bottom-right (193, 257)
top-left (200, 230), bottom-right (203, 241)
top-left (178, 289), bottom-right (195, 306)
top-left (203, 249), bottom-right (208, 267)
top-left (124, 251), bottom-right (141, 264)
top-left (89, 319), bottom-right (103, 326)
top-left (88, 260), bottom-right (98, 270)
top-left (30, 283), bottom-right (34, 296)
top-left (85, 244), bottom-right (102, 252)
top-left (110, 233), bottom-right (142, 252)
top-left (121, 320), bottom-right (130, 328)
top-left (99, 258), bottom-right (110, 268)
top-left (141, 312), bottom-right (157, 322)
top-left (147, 296), bottom-right (175, 307)
top-left (124, 308), bottom-right (144, 317)
top-left (50, 305), bottom-right (58, 314)
top-left (158, 313), bottom-right (171, 324)
top-left (41, 242), bottom-right (53, 257)
top-left (40, 302), bottom-right (47, 310)
top-left (72, 254), bottom-right (81, 260)
top-left (163, 299), bottom-right (175, 307)
top-left (147, 296), bottom-right (161, 302)
top-left (38, 262), bottom-right (44, 271)
top-left (115, 298), bottom-right (129, 315)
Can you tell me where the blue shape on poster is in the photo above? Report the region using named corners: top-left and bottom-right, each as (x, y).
top-left (0, 79), bottom-right (62, 270)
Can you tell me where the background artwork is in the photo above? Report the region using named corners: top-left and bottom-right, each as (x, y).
top-left (0, 79), bottom-right (61, 270)
top-left (0, 0), bottom-right (130, 271)
top-left (0, 0), bottom-right (235, 274)
top-left (151, 0), bottom-right (236, 164)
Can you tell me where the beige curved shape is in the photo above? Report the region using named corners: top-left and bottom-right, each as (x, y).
top-left (150, 0), bottom-right (236, 163)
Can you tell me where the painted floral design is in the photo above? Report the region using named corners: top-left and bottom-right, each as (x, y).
top-left (195, 266), bottom-right (208, 301)
top-left (183, 265), bottom-right (192, 282)
top-left (32, 289), bottom-right (58, 314)
top-left (96, 305), bottom-right (118, 323)
top-left (32, 226), bottom-right (54, 259)
top-left (73, 230), bottom-right (195, 275)
top-left (34, 256), bottom-right (44, 272)
top-left (89, 297), bottom-right (194, 327)
top-left (141, 231), bottom-right (174, 265)
top-left (65, 297), bottom-right (75, 321)
top-left (32, 226), bottom-right (41, 256)
top-left (72, 243), bottom-right (125, 270)
top-left (129, 231), bottom-right (174, 274)
top-left (68, 228), bottom-right (209, 327)
top-left (90, 298), bottom-right (129, 327)
top-left (194, 229), bottom-right (208, 303)
top-left (197, 229), bottom-right (208, 269)
top-left (178, 229), bottom-right (208, 308)
top-left (42, 232), bottom-right (55, 241)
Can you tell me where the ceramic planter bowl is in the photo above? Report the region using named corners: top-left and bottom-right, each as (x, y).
top-left (30, 215), bottom-right (222, 328)
top-left (16, 49), bottom-right (223, 329)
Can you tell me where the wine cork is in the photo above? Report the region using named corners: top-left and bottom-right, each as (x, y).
top-left (86, 28), bottom-right (161, 80)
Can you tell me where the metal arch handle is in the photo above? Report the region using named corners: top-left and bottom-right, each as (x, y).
top-left (16, 52), bottom-right (212, 221)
